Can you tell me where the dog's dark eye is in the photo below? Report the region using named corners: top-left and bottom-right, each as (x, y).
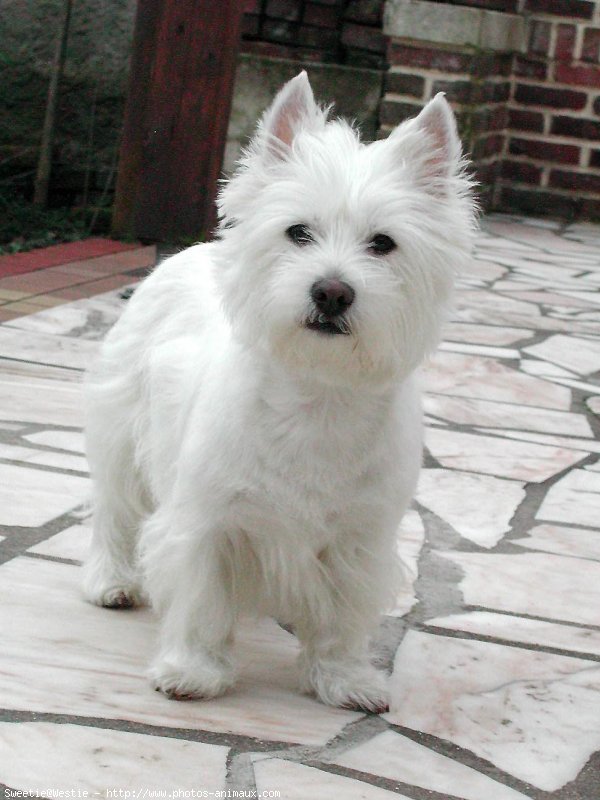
top-left (368, 234), bottom-right (396, 255)
top-left (286, 224), bottom-right (313, 246)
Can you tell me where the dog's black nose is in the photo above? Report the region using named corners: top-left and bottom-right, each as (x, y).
top-left (310, 279), bottom-right (355, 317)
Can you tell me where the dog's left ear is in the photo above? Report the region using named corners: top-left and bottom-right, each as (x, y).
top-left (260, 71), bottom-right (325, 162)
top-left (390, 94), bottom-right (463, 188)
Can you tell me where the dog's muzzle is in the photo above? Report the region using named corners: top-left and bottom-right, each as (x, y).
top-left (305, 278), bottom-right (354, 336)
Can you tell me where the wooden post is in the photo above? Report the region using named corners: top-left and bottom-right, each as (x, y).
top-left (112, 0), bottom-right (244, 243)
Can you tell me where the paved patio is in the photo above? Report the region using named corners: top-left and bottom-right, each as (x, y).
top-left (0, 215), bottom-right (599, 799)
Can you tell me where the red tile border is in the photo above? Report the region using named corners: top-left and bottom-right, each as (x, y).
top-left (0, 238), bottom-right (140, 279)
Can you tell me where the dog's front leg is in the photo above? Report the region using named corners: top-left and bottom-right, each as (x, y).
top-left (142, 510), bottom-right (237, 701)
top-left (295, 539), bottom-right (392, 713)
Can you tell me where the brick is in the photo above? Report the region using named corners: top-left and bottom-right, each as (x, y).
top-left (476, 162), bottom-right (501, 187)
top-left (509, 137), bottom-right (581, 164)
top-left (262, 20), bottom-right (296, 44)
top-left (388, 43), bottom-right (471, 74)
top-left (432, 79), bottom-right (473, 104)
top-left (594, 96), bottom-right (600, 115)
top-left (472, 52), bottom-right (513, 78)
top-left (551, 115), bottom-right (600, 140)
top-left (549, 169), bottom-right (600, 193)
top-left (524, 0), bottom-right (594, 19)
top-left (266, 0), bottom-right (300, 21)
top-left (514, 56), bottom-right (547, 80)
top-left (508, 109), bottom-right (545, 132)
top-left (555, 63), bottom-right (600, 88)
top-left (297, 25), bottom-right (339, 48)
top-left (304, 3), bottom-right (340, 28)
top-left (379, 99), bottom-right (423, 126)
top-left (469, 81), bottom-right (510, 104)
top-left (344, 0), bottom-right (382, 25)
top-left (581, 198), bottom-right (600, 219)
top-left (341, 22), bottom-right (384, 52)
top-left (385, 72), bottom-right (425, 98)
top-left (241, 15), bottom-right (260, 36)
top-left (590, 150), bottom-right (600, 168)
top-left (528, 21), bottom-right (551, 56)
top-left (499, 187), bottom-right (581, 220)
top-left (472, 134), bottom-right (504, 160)
top-left (582, 27), bottom-right (600, 63)
top-left (502, 160), bottom-right (543, 184)
top-left (514, 84), bottom-right (587, 110)
top-left (554, 24), bottom-right (577, 62)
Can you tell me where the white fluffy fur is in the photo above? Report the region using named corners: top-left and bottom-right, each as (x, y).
top-left (83, 73), bottom-right (476, 711)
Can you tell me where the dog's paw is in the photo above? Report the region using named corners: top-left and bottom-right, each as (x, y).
top-left (84, 576), bottom-right (144, 609)
top-left (300, 659), bottom-right (389, 713)
top-left (149, 653), bottom-right (235, 701)
top-left (83, 557), bottom-right (145, 609)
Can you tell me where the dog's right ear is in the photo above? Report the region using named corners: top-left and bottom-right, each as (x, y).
top-left (260, 72), bottom-right (325, 162)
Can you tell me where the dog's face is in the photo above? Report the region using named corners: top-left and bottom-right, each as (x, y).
top-left (216, 73), bottom-right (476, 386)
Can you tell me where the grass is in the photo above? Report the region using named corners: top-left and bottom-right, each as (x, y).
top-left (0, 190), bottom-right (112, 255)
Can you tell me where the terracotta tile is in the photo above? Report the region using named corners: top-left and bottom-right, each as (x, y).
top-left (0, 289), bottom-right (30, 302)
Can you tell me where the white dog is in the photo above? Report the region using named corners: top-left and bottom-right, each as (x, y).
top-left (83, 73), bottom-right (475, 712)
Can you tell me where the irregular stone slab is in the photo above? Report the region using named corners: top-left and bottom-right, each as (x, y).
top-left (0, 721), bottom-right (227, 794)
top-left (386, 631), bottom-right (600, 791)
top-left (416, 469), bottom-right (525, 548)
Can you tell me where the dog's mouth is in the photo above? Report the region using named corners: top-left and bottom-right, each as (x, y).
top-left (305, 313), bottom-right (351, 336)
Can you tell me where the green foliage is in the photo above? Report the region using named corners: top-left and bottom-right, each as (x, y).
top-left (0, 190), bottom-right (111, 254)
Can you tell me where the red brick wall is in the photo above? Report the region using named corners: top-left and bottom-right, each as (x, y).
top-left (241, 0), bottom-right (386, 68)
top-left (500, 0), bottom-right (600, 219)
top-left (238, 0), bottom-right (600, 220)
top-left (381, 43), bottom-right (511, 208)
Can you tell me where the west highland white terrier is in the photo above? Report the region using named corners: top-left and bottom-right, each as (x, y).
top-left (83, 73), bottom-right (475, 712)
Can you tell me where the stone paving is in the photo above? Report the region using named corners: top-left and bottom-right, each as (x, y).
top-left (0, 215), bottom-right (599, 799)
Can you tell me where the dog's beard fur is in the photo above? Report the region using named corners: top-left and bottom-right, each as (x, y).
top-left (83, 73), bottom-right (476, 711)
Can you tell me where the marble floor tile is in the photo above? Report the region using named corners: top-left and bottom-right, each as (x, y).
top-left (427, 611), bottom-right (600, 657)
top-left (0, 441), bottom-right (88, 472)
top-left (477, 428), bottom-right (600, 454)
top-left (0, 326), bottom-right (97, 370)
top-left (423, 352), bottom-right (572, 409)
top-left (425, 427), bottom-right (586, 482)
top-left (0, 722), bottom-right (228, 793)
top-left (386, 630), bottom-right (600, 791)
top-left (439, 550), bottom-right (600, 626)
top-left (0, 463), bottom-right (89, 527)
top-left (3, 290), bottom-right (125, 340)
top-left (587, 397), bottom-right (600, 414)
top-left (392, 509), bottom-right (425, 616)
top-left (424, 394), bottom-right (592, 436)
top-left (519, 358), bottom-right (577, 379)
top-left (438, 342), bottom-right (521, 360)
top-left (332, 729), bottom-right (530, 800)
top-left (523, 334), bottom-right (600, 375)
top-left (28, 523), bottom-right (91, 561)
top-left (0, 363), bottom-right (84, 427)
top-left (0, 557), bottom-right (360, 745)
top-left (540, 374), bottom-right (600, 395)
top-left (25, 429), bottom-right (85, 452)
top-left (512, 522), bottom-right (600, 561)
top-left (464, 257), bottom-right (509, 281)
top-left (537, 469), bottom-right (600, 528)
top-left (253, 758), bottom-right (409, 800)
top-left (416, 469), bottom-right (525, 548)
top-left (442, 322), bottom-right (534, 346)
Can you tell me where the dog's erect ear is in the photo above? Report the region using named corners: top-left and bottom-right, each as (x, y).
top-left (390, 93), bottom-right (462, 187)
top-left (260, 72), bottom-right (324, 160)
